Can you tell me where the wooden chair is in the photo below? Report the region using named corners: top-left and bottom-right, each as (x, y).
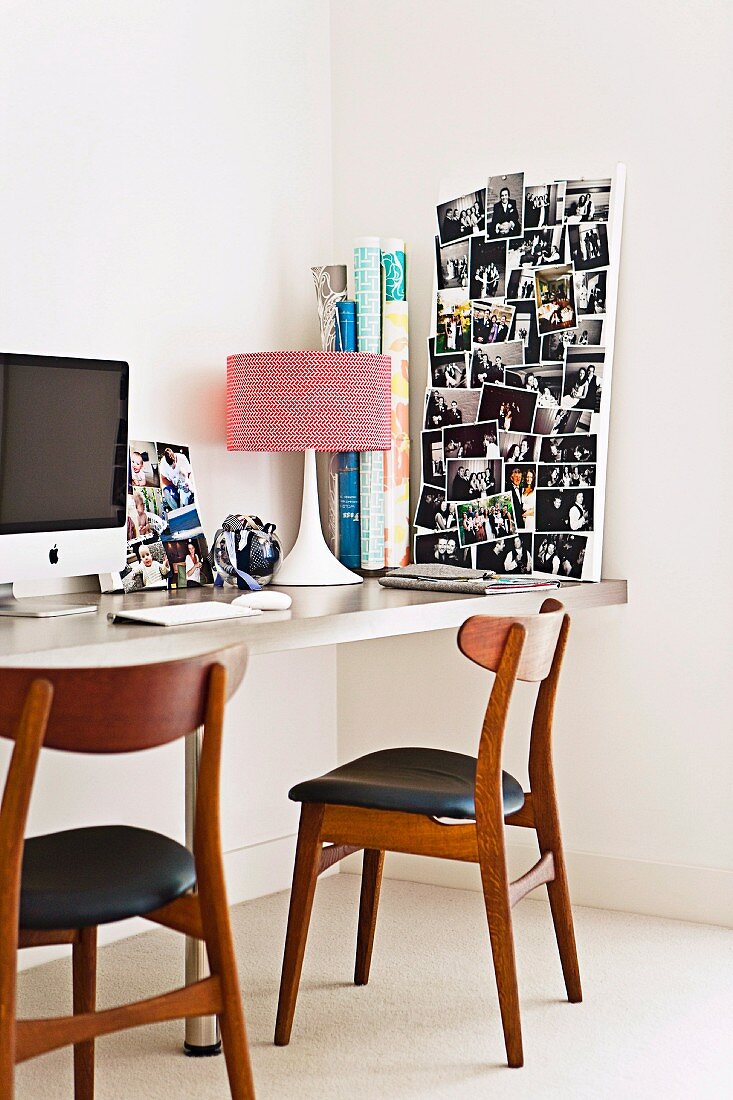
top-left (0, 648), bottom-right (256, 1100)
top-left (275, 599), bottom-right (581, 1068)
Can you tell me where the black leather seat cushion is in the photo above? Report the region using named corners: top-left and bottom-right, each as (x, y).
top-left (289, 747), bottom-right (525, 820)
top-left (20, 825), bottom-right (196, 930)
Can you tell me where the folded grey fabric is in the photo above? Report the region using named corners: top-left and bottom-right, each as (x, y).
top-left (379, 563), bottom-right (492, 595)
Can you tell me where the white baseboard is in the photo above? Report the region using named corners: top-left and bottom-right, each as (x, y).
top-left (17, 831), bottom-right (302, 972)
top-left (341, 843), bottom-right (733, 928)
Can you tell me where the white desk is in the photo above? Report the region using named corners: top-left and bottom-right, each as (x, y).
top-left (0, 578), bottom-right (627, 1052)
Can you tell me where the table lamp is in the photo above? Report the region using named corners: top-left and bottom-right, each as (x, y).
top-left (226, 350), bottom-right (391, 586)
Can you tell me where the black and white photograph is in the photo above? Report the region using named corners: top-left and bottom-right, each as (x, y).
top-left (568, 222), bottom-right (610, 269)
top-left (541, 433), bottom-right (597, 464)
top-left (562, 348), bottom-right (605, 413)
top-left (535, 407), bottom-right (592, 436)
top-left (436, 288), bottom-right (471, 353)
top-left (436, 189), bottom-right (486, 245)
top-left (457, 492), bottom-right (517, 547)
top-left (469, 341), bottom-right (523, 387)
top-left (486, 173), bottom-right (523, 239)
top-left (536, 487), bottom-right (595, 533)
top-left (506, 268), bottom-right (537, 300)
top-left (534, 533), bottom-right (588, 579)
top-left (414, 530), bottom-right (471, 567)
top-left (504, 363), bottom-right (563, 410)
top-left (435, 236), bottom-right (469, 290)
top-left (523, 182), bottom-right (565, 229)
top-left (538, 463), bottom-right (596, 488)
top-left (444, 419), bottom-right (500, 461)
top-left (504, 463), bottom-right (537, 531)
top-left (414, 484), bottom-right (458, 530)
top-left (500, 431), bottom-right (540, 463)
top-left (542, 319), bottom-right (603, 360)
top-left (447, 458), bottom-right (502, 501)
top-left (468, 237), bottom-right (506, 299)
top-left (430, 351), bottom-right (467, 388)
top-left (575, 270), bottom-right (607, 315)
top-left (477, 532), bottom-right (534, 575)
top-left (508, 299), bottom-right (541, 365)
top-left (421, 428), bottom-right (445, 487)
top-left (478, 382), bottom-right (537, 433)
top-left (535, 265), bottom-right (577, 335)
top-left (507, 226), bottom-right (566, 270)
top-left (424, 387), bottom-right (480, 429)
top-left (471, 301), bottom-right (515, 345)
top-left (564, 178), bottom-right (611, 222)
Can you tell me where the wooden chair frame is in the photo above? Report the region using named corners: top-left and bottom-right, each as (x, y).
top-left (275, 599), bottom-right (581, 1068)
top-left (0, 652), bottom-right (255, 1100)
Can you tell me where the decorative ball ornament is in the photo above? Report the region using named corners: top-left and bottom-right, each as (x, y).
top-left (210, 515), bottom-right (283, 590)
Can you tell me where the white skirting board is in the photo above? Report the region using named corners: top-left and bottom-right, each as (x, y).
top-left (341, 843), bottom-right (733, 929)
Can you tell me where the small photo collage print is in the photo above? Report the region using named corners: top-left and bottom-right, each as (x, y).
top-left (122, 440), bottom-right (212, 593)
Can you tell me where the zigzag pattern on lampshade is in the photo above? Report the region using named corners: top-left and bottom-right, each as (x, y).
top-left (226, 351), bottom-right (392, 453)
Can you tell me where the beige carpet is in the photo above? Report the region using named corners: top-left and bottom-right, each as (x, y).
top-left (15, 875), bottom-right (732, 1099)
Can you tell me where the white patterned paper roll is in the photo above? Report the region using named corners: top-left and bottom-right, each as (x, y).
top-left (311, 265), bottom-right (347, 352)
top-left (354, 237), bottom-right (385, 569)
top-left (382, 299), bottom-right (410, 567)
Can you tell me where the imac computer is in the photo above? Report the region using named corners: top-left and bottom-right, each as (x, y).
top-left (0, 352), bottom-right (129, 616)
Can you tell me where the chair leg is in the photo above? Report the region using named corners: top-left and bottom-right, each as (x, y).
top-left (198, 891), bottom-right (255, 1099)
top-left (274, 803), bottom-right (325, 1046)
top-left (533, 799), bottom-right (582, 1003)
top-left (72, 925), bottom-right (97, 1100)
top-left (478, 836), bottom-right (523, 1068)
top-left (354, 849), bottom-right (384, 986)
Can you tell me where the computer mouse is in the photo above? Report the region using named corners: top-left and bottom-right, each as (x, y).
top-left (232, 590), bottom-right (292, 611)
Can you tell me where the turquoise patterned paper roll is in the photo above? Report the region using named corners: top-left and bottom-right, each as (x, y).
top-left (354, 236), bottom-right (385, 570)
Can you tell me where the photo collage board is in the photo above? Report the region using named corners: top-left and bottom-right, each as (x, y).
top-left (415, 166), bottom-right (624, 580)
top-left (116, 440), bottom-right (213, 592)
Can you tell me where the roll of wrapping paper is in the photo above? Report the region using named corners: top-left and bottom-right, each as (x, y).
top-left (354, 237), bottom-right (385, 571)
top-left (381, 239), bottom-right (409, 567)
top-left (311, 265), bottom-right (348, 352)
top-left (381, 237), bottom-right (406, 303)
top-left (335, 301), bottom-right (361, 569)
top-left (312, 265), bottom-right (348, 553)
top-left (382, 299), bottom-right (410, 567)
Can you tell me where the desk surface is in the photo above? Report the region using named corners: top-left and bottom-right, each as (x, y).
top-left (0, 579), bottom-right (627, 667)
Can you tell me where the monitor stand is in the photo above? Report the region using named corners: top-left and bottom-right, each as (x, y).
top-left (0, 582), bottom-right (98, 618)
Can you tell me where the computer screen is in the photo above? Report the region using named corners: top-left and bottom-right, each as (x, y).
top-left (0, 353), bottom-right (128, 534)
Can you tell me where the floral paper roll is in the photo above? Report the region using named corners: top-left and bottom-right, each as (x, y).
top-left (381, 237), bottom-right (406, 303)
top-left (382, 299), bottom-right (410, 567)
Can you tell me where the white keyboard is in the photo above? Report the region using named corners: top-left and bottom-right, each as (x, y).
top-left (109, 602), bottom-right (263, 627)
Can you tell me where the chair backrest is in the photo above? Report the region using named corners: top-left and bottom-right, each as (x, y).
top-left (0, 645), bottom-right (248, 753)
top-left (456, 600), bottom-right (569, 816)
top-left (457, 598), bottom-right (565, 682)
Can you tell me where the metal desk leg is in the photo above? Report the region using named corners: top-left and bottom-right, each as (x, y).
top-left (183, 726), bottom-right (221, 1056)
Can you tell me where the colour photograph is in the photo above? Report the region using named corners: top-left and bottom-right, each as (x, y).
top-left (535, 265), bottom-right (577, 334)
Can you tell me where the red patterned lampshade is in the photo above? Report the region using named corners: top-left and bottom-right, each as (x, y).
top-left (226, 350), bottom-right (392, 453)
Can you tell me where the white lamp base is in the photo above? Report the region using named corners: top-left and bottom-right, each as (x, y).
top-left (273, 449), bottom-right (363, 587)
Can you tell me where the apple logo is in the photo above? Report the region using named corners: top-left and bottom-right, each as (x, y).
top-left (49, 545), bottom-right (59, 565)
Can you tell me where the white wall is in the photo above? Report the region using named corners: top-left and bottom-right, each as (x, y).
top-left (0, 0), bottom-right (338, 965)
top-left (331, 0), bottom-right (733, 924)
